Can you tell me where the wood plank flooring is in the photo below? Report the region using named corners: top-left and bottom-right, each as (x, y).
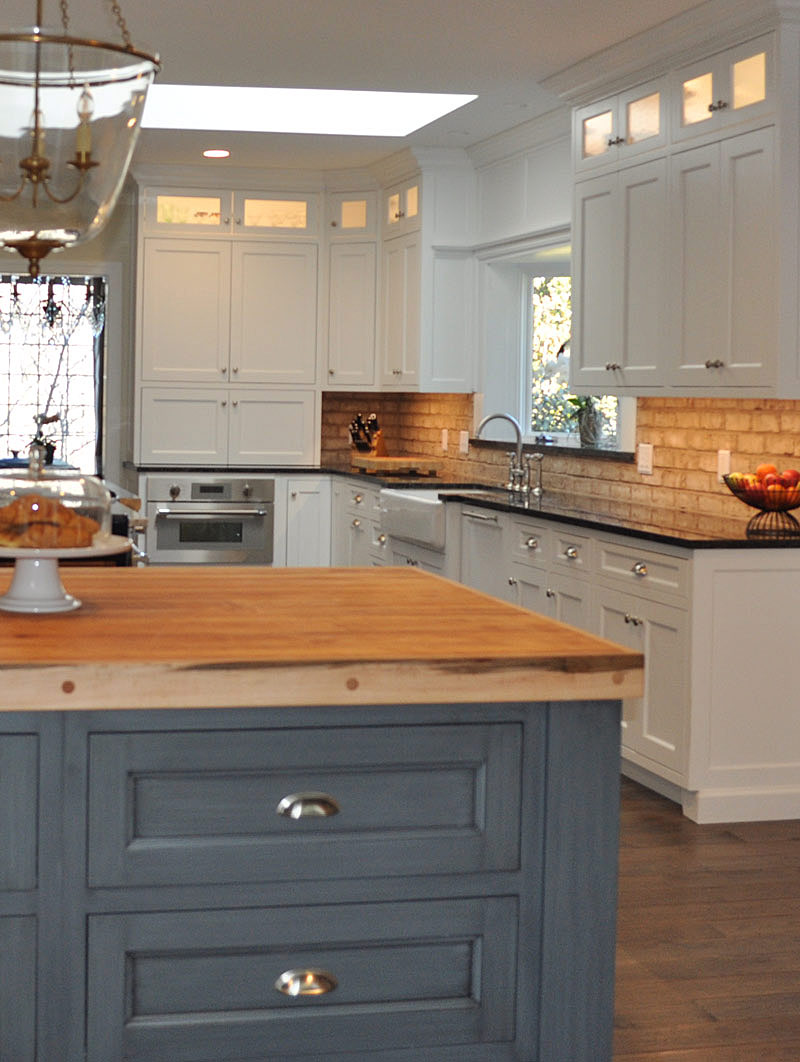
top-left (615, 778), bottom-right (800, 1060)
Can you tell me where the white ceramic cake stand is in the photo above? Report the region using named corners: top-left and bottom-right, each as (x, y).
top-left (0, 535), bottom-right (131, 613)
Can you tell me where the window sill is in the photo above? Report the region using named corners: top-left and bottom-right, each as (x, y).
top-left (470, 438), bottom-right (635, 463)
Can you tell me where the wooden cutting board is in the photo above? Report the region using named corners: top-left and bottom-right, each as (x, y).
top-left (350, 454), bottom-right (443, 476)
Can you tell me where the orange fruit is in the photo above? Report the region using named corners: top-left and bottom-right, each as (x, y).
top-left (756, 462), bottom-right (778, 481)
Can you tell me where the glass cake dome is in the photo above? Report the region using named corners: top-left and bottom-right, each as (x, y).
top-left (0, 446), bottom-right (111, 550)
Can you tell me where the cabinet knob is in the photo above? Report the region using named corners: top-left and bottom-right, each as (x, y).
top-left (605, 362), bottom-right (621, 371)
top-left (508, 576), bottom-right (517, 586)
top-left (330, 219), bottom-right (338, 227)
top-left (353, 493), bottom-right (363, 504)
top-left (232, 366), bottom-right (239, 374)
top-left (564, 545), bottom-right (579, 559)
top-left (221, 400), bottom-right (227, 408)
top-left (276, 792), bottom-right (340, 819)
top-left (525, 537), bottom-right (538, 550)
top-left (708, 99), bottom-right (729, 112)
top-left (406, 557), bottom-right (419, 566)
top-left (275, 969), bottom-right (338, 997)
top-left (377, 533), bottom-right (387, 544)
top-left (220, 366), bottom-right (227, 374)
top-left (290, 491), bottom-right (297, 499)
top-left (352, 518), bottom-right (361, 528)
top-left (546, 588), bottom-right (556, 598)
top-left (328, 368), bottom-right (335, 375)
top-left (632, 561), bottom-right (648, 577)
top-left (232, 400), bottom-right (239, 407)
top-left (222, 216), bottom-right (231, 225)
top-left (704, 359), bottom-right (725, 369)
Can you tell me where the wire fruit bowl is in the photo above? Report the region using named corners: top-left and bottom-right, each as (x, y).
top-left (723, 474), bottom-right (800, 537)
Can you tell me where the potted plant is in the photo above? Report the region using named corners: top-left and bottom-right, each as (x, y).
top-left (567, 395), bottom-right (601, 448)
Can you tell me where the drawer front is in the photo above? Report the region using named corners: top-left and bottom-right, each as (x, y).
top-left (87, 723), bottom-right (525, 887)
top-left (509, 517), bottom-right (551, 568)
top-left (87, 896), bottom-right (521, 1061)
top-left (0, 735), bottom-right (39, 892)
top-left (596, 538), bottom-right (690, 600)
top-left (549, 527), bottom-right (593, 577)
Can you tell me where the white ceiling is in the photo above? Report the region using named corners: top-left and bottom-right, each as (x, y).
top-left (8, 0), bottom-right (713, 171)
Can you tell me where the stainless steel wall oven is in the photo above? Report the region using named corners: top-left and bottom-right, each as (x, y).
top-left (145, 475), bottom-right (274, 565)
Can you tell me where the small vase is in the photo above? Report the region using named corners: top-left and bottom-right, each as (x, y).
top-left (578, 408), bottom-right (600, 448)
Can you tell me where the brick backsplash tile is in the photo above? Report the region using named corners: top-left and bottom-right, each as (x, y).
top-left (321, 392), bottom-right (800, 518)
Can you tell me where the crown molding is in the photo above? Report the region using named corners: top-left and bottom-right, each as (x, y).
top-left (131, 163), bottom-right (327, 191)
top-left (367, 145), bottom-right (472, 186)
top-left (543, 0), bottom-right (793, 105)
top-left (466, 107), bottom-right (570, 169)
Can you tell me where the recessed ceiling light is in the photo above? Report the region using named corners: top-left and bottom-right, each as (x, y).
top-left (143, 85), bottom-right (478, 137)
top-left (203, 148), bottom-right (231, 158)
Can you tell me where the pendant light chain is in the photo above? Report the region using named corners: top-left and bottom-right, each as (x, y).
top-left (107, 0), bottom-right (133, 50)
top-left (58, 0), bottom-right (76, 82)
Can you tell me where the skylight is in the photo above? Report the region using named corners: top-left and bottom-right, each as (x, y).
top-left (142, 85), bottom-right (478, 137)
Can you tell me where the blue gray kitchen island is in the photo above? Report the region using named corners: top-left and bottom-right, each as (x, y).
top-left (0, 566), bottom-right (643, 1061)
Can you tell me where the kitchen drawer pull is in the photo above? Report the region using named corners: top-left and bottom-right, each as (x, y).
top-left (275, 968), bottom-right (338, 997)
top-left (464, 511), bottom-right (498, 523)
top-left (564, 546), bottom-right (579, 559)
top-left (605, 362), bottom-right (621, 371)
top-left (632, 562), bottom-right (648, 577)
top-left (704, 359), bottom-right (725, 369)
top-left (525, 537), bottom-right (539, 550)
top-left (624, 613), bottom-right (643, 626)
top-left (276, 792), bottom-right (340, 819)
top-left (155, 507), bottom-right (267, 519)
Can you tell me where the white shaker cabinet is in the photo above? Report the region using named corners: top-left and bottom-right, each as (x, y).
top-left (138, 240), bottom-right (231, 384)
top-left (229, 242), bottom-right (318, 385)
top-left (138, 387), bottom-right (318, 467)
top-left (379, 232), bottom-right (421, 388)
top-left (326, 241), bottom-right (377, 389)
top-left (668, 126), bottom-right (775, 389)
top-left (570, 158), bottom-right (667, 393)
top-left (596, 586), bottom-right (689, 782)
top-left (139, 238), bottom-right (318, 386)
top-left (330, 480), bottom-right (387, 567)
top-left (285, 477), bottom-right (332, 567)
top-left (376, 155), bottom-right (475, 393)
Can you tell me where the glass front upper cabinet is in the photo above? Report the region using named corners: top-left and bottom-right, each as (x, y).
top-left (575, 80), bottom-right (666, 171)
top-left (143, 190), bottom-right (318, 235)
top-left (326, 192), bottom-right (376, 237)
top-left (675, 36), bottom-right (772, 140)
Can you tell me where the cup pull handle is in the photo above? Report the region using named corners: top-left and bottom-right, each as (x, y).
top-left (275, 969), bottom-right (338, 997)
top-left (276, 792), bottom-right (340, 819)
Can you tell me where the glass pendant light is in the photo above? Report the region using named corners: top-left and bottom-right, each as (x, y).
top-left (0, 0), bottom-right (159, 276)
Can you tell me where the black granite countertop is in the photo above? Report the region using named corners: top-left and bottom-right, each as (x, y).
top-left (130, 464), bottom-right (800, 549)
top-left (429, 488), bottom-right (799, 549)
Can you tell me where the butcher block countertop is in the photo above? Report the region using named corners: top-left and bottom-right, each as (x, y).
top-left (0, 566), bottom-right (643, 711)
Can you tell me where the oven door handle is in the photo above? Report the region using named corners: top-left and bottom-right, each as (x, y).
top-left (155, 507), bottom-right (269, 518)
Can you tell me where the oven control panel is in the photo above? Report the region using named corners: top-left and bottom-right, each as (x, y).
top-left (146, 475), bottom-right (275, 505)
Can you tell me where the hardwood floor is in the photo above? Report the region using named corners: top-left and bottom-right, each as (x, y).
top-left (614, 777), bottom-right (800, 1061)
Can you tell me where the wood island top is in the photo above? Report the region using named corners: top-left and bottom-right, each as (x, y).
top-left (0, 566), bottom-right (643, 711)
